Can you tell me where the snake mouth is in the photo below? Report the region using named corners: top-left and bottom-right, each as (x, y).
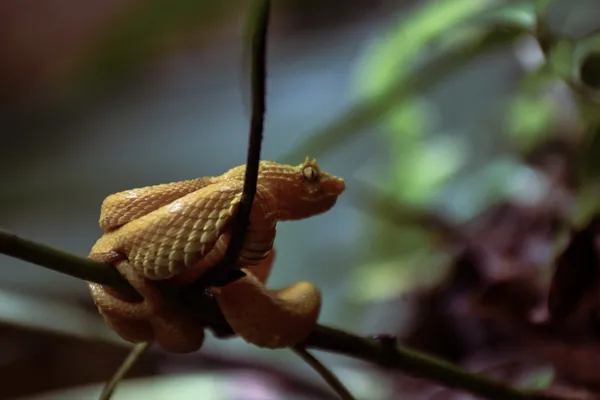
top-left (316, 194), bottom-right (340, 214)
top-left (322, 177), bottom-right (346, 195)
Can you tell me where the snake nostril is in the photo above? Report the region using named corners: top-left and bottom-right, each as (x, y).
top-left (324, 178), bottom-right (345, 194)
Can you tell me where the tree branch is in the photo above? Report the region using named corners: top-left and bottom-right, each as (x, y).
top-left (99, 342), bottom-right (150, 400)
top-left (0, 228), bottom-right (136, 295)
top-left (292, 345), bottom-right (356, 400)
top-left (191, 0), bottom-right (269, 289)
top-left (305, 326), bottom-right (561, 400)
top-left (0, 231), bottom-right (569, 400)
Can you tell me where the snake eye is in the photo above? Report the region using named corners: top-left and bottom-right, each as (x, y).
top-left (302, 165), bottom-right (318, 181)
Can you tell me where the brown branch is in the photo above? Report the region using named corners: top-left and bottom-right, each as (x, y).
top-left (0, 228), bottom-right (136, 295)
top-left (292, 345), bottom-right (356, 400)
top-left (191, 0), bottom-right (270, 289)
top-left (99, 342), bottom-right (150, 400)
top-left (0, 231), bottom-right (570, 400)
top-left (305, 326), bottom-right (562, 400)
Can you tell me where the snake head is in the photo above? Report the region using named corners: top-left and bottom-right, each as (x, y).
top-left (259, 157), bottom-right (345, 220)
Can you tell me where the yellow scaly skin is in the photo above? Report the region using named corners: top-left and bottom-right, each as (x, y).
top-left (87, 157), bottom-right (345, 353)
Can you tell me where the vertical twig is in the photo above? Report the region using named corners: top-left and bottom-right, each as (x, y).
top-left (189, 0), bottom-right (270, 288)
top-left (97, 3), bottom-right (272, 399)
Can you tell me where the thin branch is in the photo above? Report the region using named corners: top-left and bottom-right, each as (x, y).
top-left (304, 326), bottom-right (563, 400)
top-left (192, 0), bottom-right (270, 289)
top-left (0, 231), bottom-right (570, 400)
top-left (0, 228), bottom-right (137, 296)
top-left (97, 3), bottom-right (270, 398)
top-left (99, 342), bottom-right (150, 400)
top-left (292, 345), bottom-right (356, 400)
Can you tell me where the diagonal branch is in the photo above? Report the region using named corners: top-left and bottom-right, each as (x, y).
top-left (99, 342), bottom-right (150, 400)
top-left (0, 228), bottom-right (136, 295)
top-left (0, 231), bottom-right (569, 400)
top-left (292, 345), bottom-right (356, 400)
top-left (305, 326), bottom-right (561, 400)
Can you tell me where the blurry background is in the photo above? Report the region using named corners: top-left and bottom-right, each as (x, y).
top-left (2, 0), bottom-right (600, 399)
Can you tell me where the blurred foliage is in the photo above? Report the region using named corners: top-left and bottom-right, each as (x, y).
top-left (6, 0), bottom-right (600, 396)
top-left (70, 0), bottom-right (244, 96)
top-left (518, 367), bottom-right (555, 390)
top-left (506, 66), bottom-right (558, 153)
top-left (287, 1), bottom-right (534, 153)
top-left (353, 0), bottom-right (540, 301)
top-left (357, 0), bottom-right (498, 99)
top-left (281, 0), bottom-right (600, 305)
top-left (283, 2), bottom-right (532, 163)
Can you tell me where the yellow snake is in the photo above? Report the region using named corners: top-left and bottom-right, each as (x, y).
top-left (87, 157), bottom-right (345, 353)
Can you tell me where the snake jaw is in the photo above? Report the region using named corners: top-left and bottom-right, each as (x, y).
top-left (321, 173), bottom-right (346, 195)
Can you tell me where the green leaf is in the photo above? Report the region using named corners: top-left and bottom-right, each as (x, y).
top-left (284, 24), bottom-right (527, 162)
top-left (534, 0), bottom-right (554, 16)
top-left (350, 251), bottom-right (450, 302)
top-left (379, 2), bottom-right (536, 206)
top-left (476, 1), bottom-right (536, 31)
top-left (386, 100), bottom-right (432, 147)
top-left (507, 96), bottom-right (556, 152)
top-left (350, 260), bottom-right (412, 302)
top-left (520, 367), bottom-right (554, 390)
top-left (357, 0), bottom-right (535, 100)
top-left (548, 39), bottom-right (576, 80)
top-left (506, 36), bottom-right (580, 155)
top-left (390, 135), bottom-right (469, 206)
top-left (574, 185), bottom-right (600, 226)
top-left (356, 0), bottom-right (501, 100)
top-left (506, 65), bottom-right (559, 153)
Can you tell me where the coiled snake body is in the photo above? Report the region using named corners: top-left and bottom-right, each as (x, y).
top-left (88, 158), bottom-right (345, 353)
